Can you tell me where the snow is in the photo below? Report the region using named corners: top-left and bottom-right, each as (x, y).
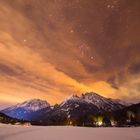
top-left (4, 99), bottom-right (50, 112)
top-left (17, 99), bottom-right (50, 111)
top-left (0, 124), bottom-right (139, 140)
top-left (60, 95), bottom-right (80, 107)
top-left (75, 104), bottom-right (79, 108)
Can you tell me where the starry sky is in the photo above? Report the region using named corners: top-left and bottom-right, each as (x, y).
top-left (0, 0), bottom-right (140, 108)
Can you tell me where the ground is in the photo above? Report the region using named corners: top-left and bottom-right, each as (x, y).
top-left (0, 124), bottom-right (140, 140)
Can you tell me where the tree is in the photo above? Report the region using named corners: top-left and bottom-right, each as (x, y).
top-left (103, 116), bottom-right (111, 127)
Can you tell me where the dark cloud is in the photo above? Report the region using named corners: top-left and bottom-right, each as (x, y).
top-left (129, 63), bottom-right (140, 74)
top-left (0, 63), bottom-right (19, 76)
top-left (107, 76), bottom-right (119, 90)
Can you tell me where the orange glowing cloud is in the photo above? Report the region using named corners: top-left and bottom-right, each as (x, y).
top-left (0, 0), bottom-right (140, 107)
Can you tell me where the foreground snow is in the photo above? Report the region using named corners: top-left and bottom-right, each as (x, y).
top-left (0, 124), bottom-right (140, 140)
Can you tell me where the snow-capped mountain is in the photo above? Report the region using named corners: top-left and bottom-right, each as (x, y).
top-left (81, 92), bottom-right (125, 111)
top-left (15, 99), bottom-right (50, 111)
top-left (3, 99), bottom-right (50, 112)
top-left (51, 93), bottom-right (126, 119)
top-left (1, 99), bottom-right (51, 121)
top-left (57, 95), bottom-right (99, 118)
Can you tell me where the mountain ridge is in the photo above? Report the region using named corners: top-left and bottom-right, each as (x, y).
top-left (1, 92), bottom-right (130, 121)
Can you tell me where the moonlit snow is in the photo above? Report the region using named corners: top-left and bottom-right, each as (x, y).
top-left (0, 124), bottom-right (140, 140)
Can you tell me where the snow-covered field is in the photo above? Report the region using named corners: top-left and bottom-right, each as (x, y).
top-left (0, 124), bottom-right (140, 140)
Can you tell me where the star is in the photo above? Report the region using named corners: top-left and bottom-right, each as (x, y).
top-left (70, 30), bottom-right (74, 33)
top-left (90, 56), bottom-right (94, 60)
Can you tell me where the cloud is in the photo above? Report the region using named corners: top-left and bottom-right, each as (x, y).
top-left (0, 0), bottom-right (140, 106)
top-left (129, 62), bottom-right (140, 74)
top-left (0, 31), bottom-right (93, 104)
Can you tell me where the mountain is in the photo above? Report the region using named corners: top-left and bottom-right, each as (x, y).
top-left (81, 92), bottom-right (125, 111)
top-left (0, 112), bottom-right (28, 124)
top-left (110, 98), bottom-right (132, 106)
top-left (11, 99), bottom-right (50, 111)
top-left (39, 93), bottom-right (128, 125)
top-left (32, 95), bottom-right (100, 125)
top-left (112, 102), bottom-right (140, 125)
top-left (97, 102), bottom-right (140, 126)
top-left (1, 92), bottom-right (129, 123)
top-left (50, 95), bottom-right (99, 119)
top-left (1, 99), bottom-right (51, 121)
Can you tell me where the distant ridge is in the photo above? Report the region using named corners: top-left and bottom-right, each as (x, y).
top-left (1, 92), bottom-right (129, 121)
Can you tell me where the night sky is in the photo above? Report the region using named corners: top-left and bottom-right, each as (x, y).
top-left (0, 0), bottom-right (140, 108)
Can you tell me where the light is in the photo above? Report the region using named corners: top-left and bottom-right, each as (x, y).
top-left (111, 120), bottom-right (117, 126)
top-left (97, 121), bottom-right (103, 126)
top-left (69, 121), bottom-right (73, 125)
top-left (98, 121), bottom-right (103, 126)
top-left (93, 116), bottom-right (103, 126)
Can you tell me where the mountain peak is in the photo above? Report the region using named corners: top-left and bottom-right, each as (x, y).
top-left (11, 98), bottom-right (50, 111)
top-left (19, 99), bottom-right (50, 111)
top-left (22, 98), bottom-right (47, 103)
top-left (83, 92), bottom-right (105, 98)
top-left (81, 92), bottom-right (106, 102)
top-left (81, 92), bottom-right (125, 111)
top-left (67, 95), bottom-right (80, 100)
top-left (60, 95), bottom-right (81, 107)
